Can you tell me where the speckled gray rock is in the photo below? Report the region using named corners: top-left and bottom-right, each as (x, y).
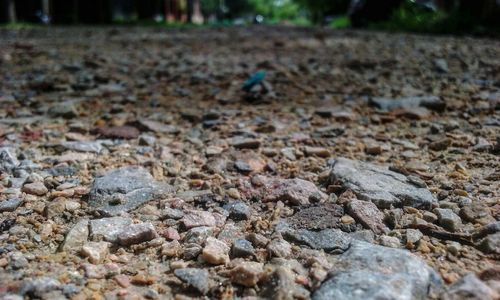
top-left (0, 198), bottom-right (22, 212)
top-left (313, 241), bottom-right (442, 300)
top-left (330, 158), bottom-right (437, 208)
top-left (89, 217), bottom-right (132, 242)
top-left (434, 208), bottom-right (462, 232)
top-left (370, 95), bottom-right (445, 112)
top-left (267, 239), bottom-right (292, 258)
top-left (0, 147), bottom-right (19, 174)
top-left (232, 239), bottom-right (255, 257)
top-left (174, 268), bottom-right (210, 295)
top-left (9, 251), bottom-right (28, 269)
top-left (478, 232), bottom-right (500, 254)
top-left (19, 277), bottom-right (62, 298)
top-left (224, 201), bottom-right (251, 220)
top-left (184, 226), bottom-right (214, 244)
top-left (88, 167), bottom-right (173, 216)
top-left (54, 141), bottom-right (110, 153)
top-left (441, 273), bottom-right (498, 300)
top-left (283, 228), bottom-right (351, 253)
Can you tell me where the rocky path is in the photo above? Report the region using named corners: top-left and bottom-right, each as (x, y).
top-left (0, 26), bottom-right (499, 299)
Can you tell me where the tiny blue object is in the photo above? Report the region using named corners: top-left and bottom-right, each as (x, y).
top-left (242, 70), bottom-right (266, 91)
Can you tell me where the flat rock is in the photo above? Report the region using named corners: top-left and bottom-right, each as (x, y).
top-left (313, 241), bottom-right (442, 300)
top-left (370, 95), bottom-right (445, 112)
top-left (287, 203), bottom-right (344, 230)
top-left (89, 217), bottom-right (133, 242)
top-left (0, 198), bottom-right (23, 212)
top-left (246, 175), bottom-right (327, 206)
top-left (59, 219), bottom-right (89, 252)
top-left (174, 268), bottom-right (210, 295)
top-left (180, 210), bottom-right (216, 229)
top-left (54, 141), bottom-right (110, 153)
top-left (441, 274), bottom-right (498, 300)
top-left (137, 119), bottom-right (179, 134)
top-left (117, 222), bottom-right (157, 246)
top-left (330, 158), bottom-right (437, 208)
top-left (282, 228), bottom-right (351, 253)
top-left (230, 137), bottom-right (261, 149)
top-left (22, 182), bottom-right (48, 196)
top-left (94, 125), bottom-right (140, 139)
top-left (88, 166), bottom-right (173, 216)
top-left (347, 199), bottom-right (389, 234)
top-left (304, 146), bottom-right (330, 157)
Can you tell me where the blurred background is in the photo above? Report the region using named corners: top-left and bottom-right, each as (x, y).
top-left (0, 0), bottom-right (499, 35)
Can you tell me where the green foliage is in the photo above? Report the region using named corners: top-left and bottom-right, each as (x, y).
top-left (293, 0), bottom-right (350, 23)
top-left (329, 15), bottom-right (350, 28)
top-left (201, 0), bottom-right (220, 13)
top-left (249, 0), bottom-right (300, 21)
top-left (370, 0), bottom-right (500, 35)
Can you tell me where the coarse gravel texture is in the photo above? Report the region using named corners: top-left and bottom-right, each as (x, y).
top-left (0, 26), bottom-right (499, 299)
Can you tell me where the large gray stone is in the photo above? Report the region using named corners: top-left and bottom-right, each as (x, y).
top-left (88, 167), bottom-right (173, 216)
top-left (54, 141), bottom-right (110, 153)
top-left (0, 198), bottom-right (23, 212)
top-left (441, 274), bottom-right (498, 300)
top-left (330, 158), bottom-right (437, 208)
top-left (313, 241), bottom-right (442, 300)
top-left (370, 95), bottom-right (445, 112)
top-left (282, 228), bottom-right (351, 253)
top-left (19, 277), bottom-right (62, 298)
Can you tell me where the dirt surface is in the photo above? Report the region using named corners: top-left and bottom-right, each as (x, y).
top-left (0, 26), bottom-right (499, 299)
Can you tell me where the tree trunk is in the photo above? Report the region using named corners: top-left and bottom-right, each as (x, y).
top-left (191, 0), bottom-right (203, 24)
top-left (7, 0), bottom-right (16, 23)
top-left (42, 0), bottom-right (51, 23)
top-left (186, 0), bottom-right (193, 23)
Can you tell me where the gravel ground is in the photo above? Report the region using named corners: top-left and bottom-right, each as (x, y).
top-left (0, 26), bottom-right (499, 299)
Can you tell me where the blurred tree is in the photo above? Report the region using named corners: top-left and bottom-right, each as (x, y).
top-left (250, 0), bottom-right (300, 21)
top-left (80, 0), bottom-right (112, 23)
top-left (349, 0), bottom-right (403, 27)
top-left (136, 0), bottom-right (158, 20)
top-left (200, 0), bottom-right (220, 19)
top-left (293, 0), bottom-right (350, 23)
top-left (6, 0), bottom-right (16, 22)
top-left (52, 0), bottom-right (78, 24)
top-left (225, 0), bottom-right (253, 19)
